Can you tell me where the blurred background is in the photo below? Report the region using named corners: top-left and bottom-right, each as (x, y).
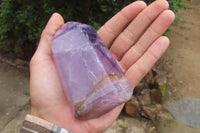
top-left (0, 0), bottom-right (181, 60)
top-left (0, 0), bottom-right (199, 132)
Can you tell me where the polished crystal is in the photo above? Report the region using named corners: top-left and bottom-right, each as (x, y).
top-left (51, 22), bottom-right (133, 119)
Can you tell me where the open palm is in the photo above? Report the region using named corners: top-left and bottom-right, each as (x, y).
top-left (30, 0), bottom-right (175, 133)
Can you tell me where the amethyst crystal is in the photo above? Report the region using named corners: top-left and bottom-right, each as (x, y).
top-left (51, 22), bottom-right (134, 120)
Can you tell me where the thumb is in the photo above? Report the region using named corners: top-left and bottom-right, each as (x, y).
top-left (36, 13), bottom-right (64, 56)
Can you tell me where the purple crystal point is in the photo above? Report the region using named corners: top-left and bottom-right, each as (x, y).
top-left (51, 22), bottom-right (134, 119)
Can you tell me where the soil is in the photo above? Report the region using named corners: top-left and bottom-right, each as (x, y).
top-left (160, 0), bottom-right (200, 102)
top-left (0, 61), bottom-right (30, 132)
top-left (156, 0), bottom-right (200, 132)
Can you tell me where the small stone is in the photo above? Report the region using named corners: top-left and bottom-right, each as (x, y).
top-left (133, 82), bottom-right (146, 95)
top-left (51, 22), bottom-right (133, 120)
top-left (168, 91), bottom-right (172, 96)
top-left (137, 89), bottom-right (151, 106)
top-left (125, 96), bottom-right (140, 117)
top-left (144, 70), bottom-right (155, 85)
top-left (168, 97), bottom-right (200, 129)
top-left (172, 88), bottom-right (177, 92)
top-left (156, 74), bottom-right (167, 85)
top-left (156, 111), bottom-right (174, 123)
top-left (141, 104), bottom-right (162, 121)
top-left (150, 89), bottom-right (162, 104)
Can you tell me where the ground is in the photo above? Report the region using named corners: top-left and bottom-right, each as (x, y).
top-left (0, 62), bottom-right (30, 133)
top-left (0, 0), bottom-right (200, 132)
top-left (162, 0), bottom-right (200, 99)
top-left (155, 0), bottom-right (200, 132)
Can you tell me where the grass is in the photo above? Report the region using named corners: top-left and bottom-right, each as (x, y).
top-left (180, 25), bottom-right (187, 29)
top-left (180, 20), bottom-right (187, 24)
top-left (164, 28), bottom-right (171, 37)
top-left (23, 90), bottom-right (30, 96)
top-left (160, 83), bottom-right (168, 98)
top-left (174, 17), bottom-right (187, 25)
top-left (169, 0), bottom-right (192, 13)
top-left (185, 37), bottom-right (190, 40)
top-left (181, 2), bottom-right (193, 10)
top-left (19, 82), bottom-right (23, 85)
top-left (179, 25), bottom-right (191, 30)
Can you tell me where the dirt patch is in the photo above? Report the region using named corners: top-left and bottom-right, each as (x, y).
top-left (155, 0), bottom-right (200, 132)
top-left (0, 60), bottom-right (30, 132)
top-left (158, 0), bottom-right (200, 101)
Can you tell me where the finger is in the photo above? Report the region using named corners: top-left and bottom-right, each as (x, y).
top-left (120, 10), bottom-right (175, 71)
top-left (36, 13), bottom-right (64, 56)
top-left (125, 36), bottom-right (169, 87)
top-left (97, 1), bottom-right (146, 48)
top-left (110, 0), bottom-right (169, 61)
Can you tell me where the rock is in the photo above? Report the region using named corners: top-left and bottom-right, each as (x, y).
top-left (125, 96), bottom-right (140, 117)
top-left (137, 89), bottom-right (151, 106)
top-left (151, 89), bottom-right (162, 104)
top-left (156, 111), bottom-right (174, 123)
top-left (144, 70), bottom-right (155, 85)
top-left (168, 97), bottom-right (200, 129)
top-left (133, 82), bottom-right (147, 95)
top-left (141, 104), bottom-right (162, 121)
top-left (51, 22), bottom-right (133, 120)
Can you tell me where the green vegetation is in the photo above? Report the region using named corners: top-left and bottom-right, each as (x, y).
top-left (163, 28), bottom-right (171, 37)
top-left (160, 83), bottom-right (168, 98)
top-left (23, 90), bottom-right (30, 96)
top-left (174, 17), bottom-right (187, 25)
top-left (0, 0), bottom-right (185, 59)
top-left (180, 25), bottom-right (187, 29)
top-left (168, 0), bottom-right (191, 13)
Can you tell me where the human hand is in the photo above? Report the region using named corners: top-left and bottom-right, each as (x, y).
top-left (30, 0), bottom-right (175, 132)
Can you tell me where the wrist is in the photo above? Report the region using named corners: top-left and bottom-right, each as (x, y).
top-left (21, 114), bottom-right (72, 133)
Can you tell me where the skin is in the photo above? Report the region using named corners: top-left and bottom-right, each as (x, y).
top-left (30, 0), bottom-right (175, 132)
